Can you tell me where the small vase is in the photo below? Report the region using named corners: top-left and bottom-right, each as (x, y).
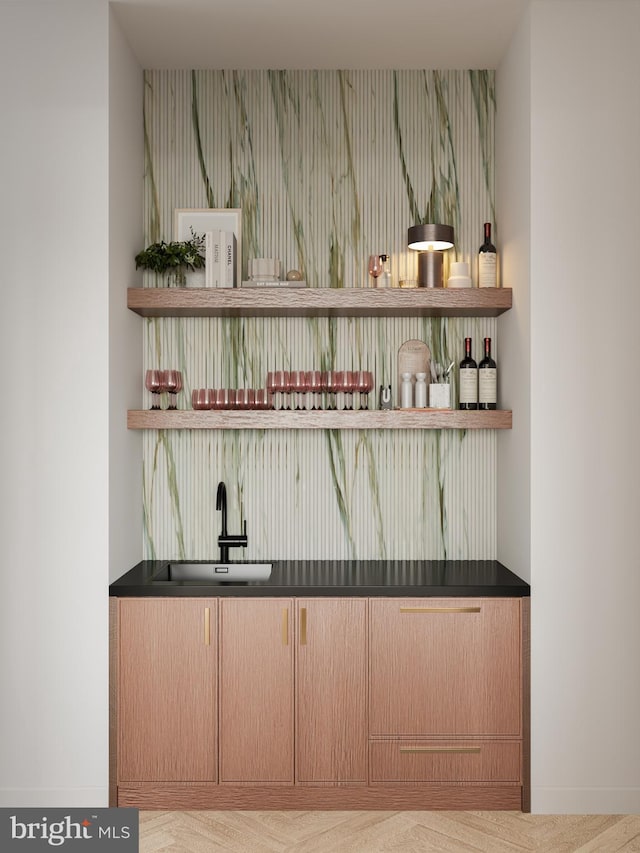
top-left (185, 268), bottom-right (206, 288)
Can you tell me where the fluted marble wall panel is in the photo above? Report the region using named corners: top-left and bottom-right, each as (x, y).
top-left (141, 70), bottom-right (497, 560)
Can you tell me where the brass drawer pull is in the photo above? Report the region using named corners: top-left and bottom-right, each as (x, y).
top-left (399, 747), bottom-right (482, 754)
top-left (282, 608), bottom-right (289, 645)
top-left (300, 607), bottom-right (307, 645)
top-left (400, 607), bottom-right (481, 614)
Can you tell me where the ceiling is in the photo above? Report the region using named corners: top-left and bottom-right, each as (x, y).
top-left (111, 0), bottom-right (530, 70)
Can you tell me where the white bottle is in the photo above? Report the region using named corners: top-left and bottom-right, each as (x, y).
top-left (414, 372), bottom-right (427, 408)
top-left (400, 372), bottom-right (413, 408)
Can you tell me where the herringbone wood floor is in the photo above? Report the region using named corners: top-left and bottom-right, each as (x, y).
top-left (140, 810), bottom-right (640, 852)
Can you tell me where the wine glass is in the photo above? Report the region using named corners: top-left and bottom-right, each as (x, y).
top-left (145, 369), bottom-right (162, 410)
top-left (327, 370), bottom-right (343, 410)
top-left (320, 371), bottom-right (330, 410)
top-left (307, 370), bottom-right (322, 410)
top-left (355, 370), bottom-right (374, 410)
top-left (368, 254), bottom-right (383, 285)
top-left (290, 371), bottom-right (309, 410)
top-left (343, 370), bottom-right (358, 410)
top-left (271, 370), bottom-right (291, 410)
top-left (266, 371), bottom-right (288, 411)
top-left (164, 370), bottom-right (183, 410)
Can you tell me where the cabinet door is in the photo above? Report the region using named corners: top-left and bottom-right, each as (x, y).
top-left (369, 598), bottom-right (521, 736)
top-left (118, 598), bottom-right (217, 782)
top-left (296, 598), bottom-right (367, 783)
top-left (219, 598), bottom-right (294, 783)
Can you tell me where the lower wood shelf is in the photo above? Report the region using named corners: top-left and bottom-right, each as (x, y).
top-left (127, 409), bottom-right (512, 430)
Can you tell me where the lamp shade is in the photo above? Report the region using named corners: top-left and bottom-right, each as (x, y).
top-left (407, 223), bottom-right (454, 252)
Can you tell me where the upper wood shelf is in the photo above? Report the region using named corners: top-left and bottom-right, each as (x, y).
top-left (127, 287), bottom-right (512, 318)
top-left (127, 409), bottom-right (512, 431)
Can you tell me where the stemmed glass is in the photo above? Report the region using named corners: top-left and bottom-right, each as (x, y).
top-left (368, 254), bottom-right (383, 285)
top-left (345, 371), bottom-right (359, 410)
top-left (164, 370), bottom-right (183, 410)
top-left (266, 371), bottom-right (291, 410)
top-left (290, 371), bottom-right (310, 410)
top-left (145, 369), bottom-right (162, 410)
top-left (327, 370), bottom-right (343, 410)
top-left (307, 371), bottom-right (322, 410)
top-left (355, 370), bottom-right (374, 410)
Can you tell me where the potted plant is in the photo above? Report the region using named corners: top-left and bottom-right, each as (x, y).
top-left (135, 230), bottom-right (206, 286)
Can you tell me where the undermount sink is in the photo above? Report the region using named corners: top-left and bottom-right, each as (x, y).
top-left (152, 562), bottom-right (272, 583)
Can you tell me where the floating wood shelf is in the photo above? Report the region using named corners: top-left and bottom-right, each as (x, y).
top-left (127, 409), bottom-right (512, 431)
top-left (127, 287), bottom-right (512, 318)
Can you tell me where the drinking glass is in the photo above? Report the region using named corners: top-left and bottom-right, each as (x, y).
top-left (270, 370), bottom-right (291, 410)
top-left (145, 369), bottom-right (162, 410)
top-left (342, 370), bottom-right (357, 409)
top-left (255, 389), bottom-right (271, 409)
top-left (192, 388), bottom-right (213, 410)
top-left (355, 370), bottom-right (374, 409)
top-left (326, 370), bottom-right (343, 410)
top-left (216, 389), bottom-right (232, 410)
top-left (236, 389), bottom-right (254, 410)
top-left (164, 370), bottom-right (183, 410)
top-left (290, 371), bottom-right (309, 410)
top-left (307, 370), bottom-right (322, 410)
top-left (368, 254), bottom-right (383, 285)
top-left (320, 371), bottom-right (330, 410)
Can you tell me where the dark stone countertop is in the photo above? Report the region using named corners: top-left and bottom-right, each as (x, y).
top-left (109, 559), bottom-right (530, 598)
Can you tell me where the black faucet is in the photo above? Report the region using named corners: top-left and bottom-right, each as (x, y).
top-left (216, 481), bottom-right (248, 563)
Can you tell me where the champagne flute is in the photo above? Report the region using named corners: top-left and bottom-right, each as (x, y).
top-left (145, 369), bottom-right (162, 410)
top-left (368, 254), bottom-right (383, 285)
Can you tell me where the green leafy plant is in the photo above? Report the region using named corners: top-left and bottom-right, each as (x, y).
top-left (135, 229), bottom-right (205, 284)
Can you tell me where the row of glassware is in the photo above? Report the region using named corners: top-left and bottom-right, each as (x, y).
top-left (144, 369), bottom-right (183, 410)
top-left (146, 368), bottom-right (376, 411)
top-left (192, 388), bottom-right (272, 410)
top-left (266, 370), bottom-right (374, 410)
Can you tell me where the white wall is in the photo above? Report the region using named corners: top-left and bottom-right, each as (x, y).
top-left (0, 1), bottom-right (111, 806)
top-left (499, 0), bottom-right (640, 813)
top-left (496, 4), bottom-right (531, 585)
top-left (109, 7), bottom-right (143, 582)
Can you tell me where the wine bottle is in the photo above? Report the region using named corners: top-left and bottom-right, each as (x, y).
top-left (458, 337), bottom-right (478, 410)
top-left (478, 222), bottom-right (497, 288)
top-left (478, 337), bottom-right (497, 410)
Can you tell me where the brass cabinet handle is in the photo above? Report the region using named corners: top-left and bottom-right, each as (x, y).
top-left (399, 747), bottom-right (482, 754)
top-left (204, 607), bottom-right (211, 646)
top-left (300, 607), bottom-right (307, 645)
top-left (282, 608), bottom-right (289, 645)
top-left (399, 607), bottom-right (481, 614)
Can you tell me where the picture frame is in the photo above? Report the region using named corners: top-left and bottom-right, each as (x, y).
top-left (174, 208), bottom-right (242, 287)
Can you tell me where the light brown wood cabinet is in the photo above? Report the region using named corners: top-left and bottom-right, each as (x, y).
top-left (219, 598), bottom-right (294, 783)
top-left (111, 595), bottom-right (528, 810)
top-left (218, 598), bottom-right (367, 785)
top-left (296, 598), bottom-right (367, 783)
top-left (117, 598), bottom-right (218, 783)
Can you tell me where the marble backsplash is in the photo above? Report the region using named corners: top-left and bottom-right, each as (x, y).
top-left (140, 69), bottom-right (497, 560)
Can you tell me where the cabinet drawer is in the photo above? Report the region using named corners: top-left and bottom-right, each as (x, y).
top-left (370, 740), bottom-right (521, 783)
top-left (369, 598), bottom-right (522, 736)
